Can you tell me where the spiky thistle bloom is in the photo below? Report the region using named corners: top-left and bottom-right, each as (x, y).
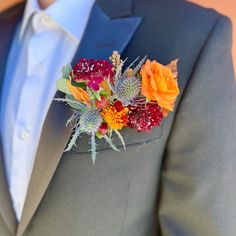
top-left (101, 101), bottom-right (129, 130)
top-left (115, 76), bottom-right (141, 105)
top-left (79, 110), bottom-right (103, 134)
top-left (127, 102), bottom-right (163, 132)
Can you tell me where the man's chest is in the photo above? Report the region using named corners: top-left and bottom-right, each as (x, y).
top-left (0, 0), bottom-right (218, 235)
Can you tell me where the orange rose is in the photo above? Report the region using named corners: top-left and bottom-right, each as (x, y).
top-left (141, 59), bottom-right (179, 112)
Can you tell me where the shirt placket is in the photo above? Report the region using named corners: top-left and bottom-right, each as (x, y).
top-left (9, 20), bottom-right (45, 220)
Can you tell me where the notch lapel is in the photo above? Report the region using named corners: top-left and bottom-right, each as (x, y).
top-left (72, 3), bottom-right (141, 61)
top-left (17, 2), bottom-right (141, 236)
top-left (0, 146), bottom-right (17, 235)
top-left (0, 3), bottom-right (25, 235)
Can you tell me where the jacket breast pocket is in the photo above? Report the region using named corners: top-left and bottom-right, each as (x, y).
top-left (70, 125), bottom-right (163, 154)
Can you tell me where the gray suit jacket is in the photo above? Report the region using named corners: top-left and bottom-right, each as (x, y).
top-left (0, 0), bottom-right (235, 235)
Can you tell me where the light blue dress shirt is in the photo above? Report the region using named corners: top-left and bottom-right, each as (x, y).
top-left (0, 0), bottom-right (95, 221)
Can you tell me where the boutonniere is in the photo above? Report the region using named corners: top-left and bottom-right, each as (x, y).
top-left (55, 51), bottom-right (180, 163)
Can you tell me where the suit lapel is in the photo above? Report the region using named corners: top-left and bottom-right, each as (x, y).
top-left (0, 3), bottom-right (25, 235)
top-left (17, 2), bottom-right (141, 235)
top-left (72, 2), bottom-right (141, 61)
top-left (0, 147), bottom-right (17, 235)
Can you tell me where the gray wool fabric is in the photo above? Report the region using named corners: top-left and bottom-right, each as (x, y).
top-left (0, 0), bottom-right (236, 236)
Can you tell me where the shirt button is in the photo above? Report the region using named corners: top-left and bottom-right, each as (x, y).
top-left (20, 130), bottom-right (29, 141)
top-left (33, 64), bottom-right (43, 73)
top-left (41, 15), bottom-right (53, 27)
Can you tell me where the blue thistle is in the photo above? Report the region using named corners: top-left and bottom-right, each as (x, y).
top-left (79, 110), bottom-right (103, 134)
top-left (116, 76), bottom-right (141, 105)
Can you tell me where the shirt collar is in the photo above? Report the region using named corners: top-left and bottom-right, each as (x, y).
top-left (20, 0), bottom-right (95, 40)
top-left (19, 0), bottom-right (40, 38)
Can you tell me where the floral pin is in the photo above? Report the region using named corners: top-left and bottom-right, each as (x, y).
top-left (55, 51), bottom-right (180, 163)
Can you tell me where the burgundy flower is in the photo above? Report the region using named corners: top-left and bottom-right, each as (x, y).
top-left (72, 59), bottom-right (114, 90)
top-left (87, 76), bottom-right (103, 91)
top-left (127, 102), bottom-right (163, 132)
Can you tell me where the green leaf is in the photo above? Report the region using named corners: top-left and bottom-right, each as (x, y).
top-left (71, 80), bottom-right (87, 88)
top-left (65, 94), bottom-right (87, 110)
top-left (92, 91), bottom-right (101, 101)
top-left (100, 90), bottom-right (108, 97)
top-left (90, 132), bottom-right (97, 164)
top-left (132, 56), bottom-right (147, 76)
top-left (103, 135), bottom-right (120, 152)
top-left (56, 79), bottom-right (71, 94)
top-left (96, 132), bottom-right (103, 139)
top-left (64, 128), bottom-right (81, 152)
top-left (114, 130), bottom-right (126, 150)
top-left (62, 64), bottom-right (72, 79)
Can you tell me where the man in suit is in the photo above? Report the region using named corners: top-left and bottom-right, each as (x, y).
top-left (0, 0), bottom-right (235, 235)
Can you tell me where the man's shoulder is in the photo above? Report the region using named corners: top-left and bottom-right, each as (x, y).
top-left (134, 0), bottom-right (232, 43)
top-left (134, 0), bottom-right (225, 20)
top-left (127, 0), bottom-right (231, 63)
top-left (169, 0), bottom-right (232, 29)
top-left (123, 0), bottom-right (232, 98)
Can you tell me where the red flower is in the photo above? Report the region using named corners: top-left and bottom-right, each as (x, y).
top-left (127, 102), bottom-right (163, 132)
top-left (113, 100), bottom-right (124, 112)
top-left (72, 59), bottom-right (114, 91)
top-left (96, 96), bottom-right (110, 109)
top-left (98, 123), bottom-right (108, 135)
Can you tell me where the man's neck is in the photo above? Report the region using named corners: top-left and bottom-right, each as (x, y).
top-left (38, 0), bottom-right (55, 9)
top-left (0, 0), bottom-right (55, 13)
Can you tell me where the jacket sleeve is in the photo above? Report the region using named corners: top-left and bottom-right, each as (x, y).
top-left (158, 15), bottom-right (236, 236)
